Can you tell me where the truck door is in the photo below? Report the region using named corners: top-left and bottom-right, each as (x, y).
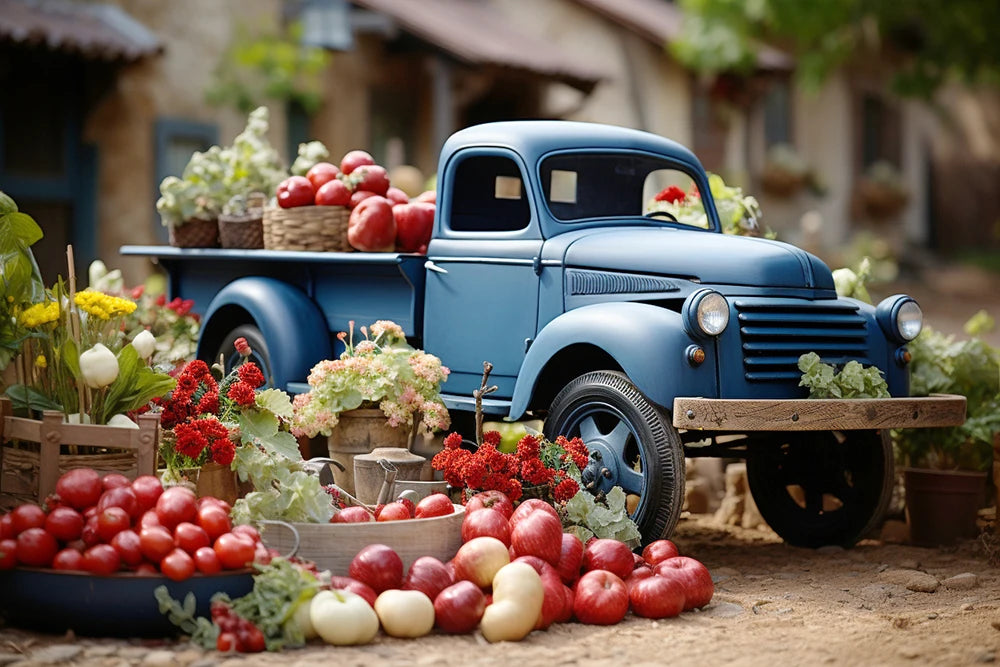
top-left (423, 150), bottom-right (541, 401)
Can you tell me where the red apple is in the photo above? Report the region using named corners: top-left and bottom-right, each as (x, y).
top-left (315, 178), bottom-right (352, 206)
top-left (434, 580), bottom-right (487, 633)
top-left (556, 532), bottom-right (584, 585)
top-left (629, 571), bottom-right (685, 619)
top-left (452, 536), bottom-right (510, 588)
top-left (465, 490), bottom-right (514, 519)
top-left (402, 556), bottom-right (453, 601)
top-left (327, 575), bottom-right (378, 608)
top-left (340, 150), bottom-right (375, 175)
top-left (624, 565), bottom-right (654, 594)
top-left (386, 187), bottom-right (409, 205)
top-left (415, 493), bottom-right (454, 519)
top-left (349, 543), bottom-right (404, 593)
top-left (349, 189), bottom-right (377, 208)
top-left (581, 538), bottom-right (634, 581)
top-left (376, 502), bottom-right (411, 522)
top-left (348, 197), bottom-right (396, 252)
top-left (654, 556), bottom-right (714, 610)
top-left (573, 569), bottom-right (628, 625)
top-left (557, 584), bottom-right (575, 623)
top-left (353, 165), bottom-right (390, 196)
top-left (513, 555), bottom-right (566, 630)
top-left (509, 498), bottom-right (559, 529)
top-left (461, 507), bottom-right (511, 546)
top-left (642, 539), bottom-right (680, 566)
top-left (416, 190), bottom-right (436, 203)
top-left (306, 161), bottom-right (341, 192)
top-left (331, 506), bottom-right (374, 523)
top-left (277, 176), bottom-right (315, 208)
top-left (510, 509), bottom-right (562, 565)
top-left (393, 202), bottom-right (435, 253)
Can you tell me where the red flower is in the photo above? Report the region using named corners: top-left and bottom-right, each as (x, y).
top-left (237, 362), bottom-right (265, 388)
top-left (197, 390), bottom-right (219, 415)
top-left (173, 422), bottom-right (208, 459)
top-left (210, 439), bottom-right (236, 466)
top-left (553, 478), bottom-right (579, 502)
top-left (443, 432), bottom-right (463, 450)
top-left (654, 185), bottom-right (687, 204)
top-left (226, 381), bottom-right (256, 407)
top-left (482, 431), bottom-right (502, 448)
top-left (515, 434), bottom-right (540, 461)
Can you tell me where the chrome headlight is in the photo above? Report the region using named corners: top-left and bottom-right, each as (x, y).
top-left (684, 289), bottom-right (730, 337)
top-left (876, 295), bottom-right (923, 342)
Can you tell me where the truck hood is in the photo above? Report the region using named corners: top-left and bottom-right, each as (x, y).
top-left (560, 227), bottom-right (834, 289)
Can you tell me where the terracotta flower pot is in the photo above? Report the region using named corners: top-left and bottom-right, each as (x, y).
top-left (326, 408), bottom-right (409, 495)
top-left (903, 467), bottom-right (987, 546)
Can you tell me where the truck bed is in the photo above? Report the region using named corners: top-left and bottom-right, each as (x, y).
top-left (120, 246), bottom-right (428, 339)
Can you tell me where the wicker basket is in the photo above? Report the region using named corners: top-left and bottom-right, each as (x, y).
top-left (218, 211), bottom-right (264, 249)
top-left (262, 205), bottom-right (352, 252)
top-left (169, 217), bottom-right (220, 248)
top-left (259, 505), bottom-right (465, 576)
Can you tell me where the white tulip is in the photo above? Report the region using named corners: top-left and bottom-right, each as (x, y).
top-left (79, 343), bottom-right (119, 389)
top-left (108, 414), bottom-right (139, 429)
top-left (132, 330), bottom-right (156, 360)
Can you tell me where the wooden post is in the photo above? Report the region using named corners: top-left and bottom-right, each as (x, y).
top-left (39, 410), bottom-right (64, 502)
top-left (135, 412), bottom-right (160, 478)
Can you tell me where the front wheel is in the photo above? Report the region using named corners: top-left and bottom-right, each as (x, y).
top-left (543, 371), bottom-right (685, 545)
top-left (746, 430), bottom-right (893, 548)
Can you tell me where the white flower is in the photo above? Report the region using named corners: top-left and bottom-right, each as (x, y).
top-left (107, 414), bottom-right (139, 429)
top-left (132, 330), bottom-right (156, 359)
top-left (79, 343), bottom-right (119, 388)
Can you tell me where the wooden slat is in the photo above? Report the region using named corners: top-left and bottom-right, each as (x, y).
top-left (672, 393), bottom-right (967, 431)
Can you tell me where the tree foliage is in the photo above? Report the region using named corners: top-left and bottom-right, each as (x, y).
top-left (672, 0), bottom-right (1000, 97)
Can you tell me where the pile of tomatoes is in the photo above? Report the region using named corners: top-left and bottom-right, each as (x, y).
top-left (0, 468), bottom-right (272, 580)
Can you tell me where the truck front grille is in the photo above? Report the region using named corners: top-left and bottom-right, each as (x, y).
top-left (735, 300), bottom-right (869, 382)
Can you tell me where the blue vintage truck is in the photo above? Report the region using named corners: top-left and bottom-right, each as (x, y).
top-left (123, 120), bottom-right (964, 548)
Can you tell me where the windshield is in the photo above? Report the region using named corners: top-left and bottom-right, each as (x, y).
top-left (539, 152), bottom-right (711, 229)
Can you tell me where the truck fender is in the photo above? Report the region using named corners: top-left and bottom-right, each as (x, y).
top-left (508, 302), bottom-right (718, 419)
top-left (197, 277), bottom-right (332, 391)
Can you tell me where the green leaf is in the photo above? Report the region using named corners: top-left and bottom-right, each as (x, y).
top-left (4, 384), bottom-right (63, 412)
top-left (62, 338), bottom-right (81, 379)
top-left (1, 211), bottom-right (43, 246)
top-left (256, 388), bottom-right (294, 419)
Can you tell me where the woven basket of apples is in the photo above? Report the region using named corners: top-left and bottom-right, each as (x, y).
top-left (265, 150), bottom-right (436, 254)
top-left (259, 491), bottom-right (464, 577)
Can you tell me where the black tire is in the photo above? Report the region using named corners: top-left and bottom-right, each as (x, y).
top-left (746, 430), bottom-right (893, 548)
top-left (543, 371), bottom-right (685, 545)
top-left (213, 324), bottom-right (274, 387)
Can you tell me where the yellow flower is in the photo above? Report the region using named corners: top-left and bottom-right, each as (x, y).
top-left (74, 289), bottom-right (137, 320)
top-left (18, 301), bottom-right (60, 327)
top-left (35, 354), bottom-right (46, 368)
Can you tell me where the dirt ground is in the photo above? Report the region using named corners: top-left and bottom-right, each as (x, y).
top-left (2, 513), bottom-right (999, 667)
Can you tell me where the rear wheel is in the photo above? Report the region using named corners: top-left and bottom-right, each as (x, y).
top-left (746, 430), bottom-right (893, 548)
top-left (543, 371), bottom-right (685, 545)
top-left (212, 324), bottom-right (274, 387)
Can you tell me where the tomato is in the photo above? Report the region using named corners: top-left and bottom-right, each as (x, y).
top-left (315, 178), bottom-right (352, 206)
top-left (131, 475), bottom-right (164, 513)
top-left (101, 473), bottom-right (131, 490)
top-left (340, 149), bottom-right (375, 175)
top-left (133, 562), bottom-right (159, 576)
top-left (139, 525), bottom-right (175, 564)
top-left (155, 486), bottom-right (198, 530)
top-left (197, 496), bottom-right (232, 514)
top-left (82, 543), bottom-right (121, 575)
top-left (349, 189), bottom-right (377, 209)
top-left (44, 506), bottom-right (84, 542)
top-left (16, 527), bottom-right (58, 567)
top-left (236, 622), bottom-right (266, 652)
top-left (139, 510), bottom-right (162, 530)
top-left (276, 176), bottom-right (315, 209)
top-left (217, 631), bottom-right (237, 652)
top-left (347, 196), bottom-right (396, 251)
top-left (306, 161), bottom-right (341, 193)
top-left (214, 532), bottom-right (256, 570)
top-left (353, 164), bottom-right (390, 196)
top-left (55, 468), bottom-right (103, 510)
top-left (0, 538), bottom-right (17, 569)
top-left (160, 548), bottom-right (196, 582)
top-left (0, 513), bottom-right (13, 540)
top-left (10, 504), bottom-right (47, 536)
top-left (97, 485), bottom-right (140, 518)
top-left (231, 523), bottom-right (260, 544)
top-left (197, 504), bottom-right (232, 541)
top-left (110, 529), bottom-right (144, 566)
top-left (193, 545), bottom-right (222, 574)
top-left (174, 521), bottom-right (210, 554)
top-left (81, 514), bottom-right (101, 547)
top-left (51, 547), bottom-right (85, 571)
top-left (96, 506), bottom-right (131, 543)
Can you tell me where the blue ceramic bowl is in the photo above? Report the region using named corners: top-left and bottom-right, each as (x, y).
top-left (0, 568), bottom-right (254, 637)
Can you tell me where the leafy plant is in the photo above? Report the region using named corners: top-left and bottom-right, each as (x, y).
top-left (894, 316), bottom-right (1000, 471)
top-left (646, 173), bottom-right (773, 238)
top-left (563, 486), bottom-right (641, 549)
top-left (0, 191), bottom-right (46, 376)
top-left (798, 352), bottom-right (890, 399)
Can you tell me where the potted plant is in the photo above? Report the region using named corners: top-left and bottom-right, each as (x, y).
top-left (893, 312), bottom-right (1000, 546)
top-left (156, 107), bottom-right (285, 248)
top-left (857, 161), bottom-right (909, 220)
top-left (759, 143), bottom-right (810, 198)
top-left (290, 319), bottom-right (451, 495)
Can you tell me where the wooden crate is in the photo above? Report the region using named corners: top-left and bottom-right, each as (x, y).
top-left (0, 397), bottom-right (160, 506)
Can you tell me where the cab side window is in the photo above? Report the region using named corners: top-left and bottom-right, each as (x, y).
top-left (450, 155), bottom-right (530, 232)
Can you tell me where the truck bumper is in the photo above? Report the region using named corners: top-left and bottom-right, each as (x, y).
top-left (672, 394), bottom-right (966, 431)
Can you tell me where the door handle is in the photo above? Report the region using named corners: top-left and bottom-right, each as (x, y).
top-left (425, 260), bottom-right (448, 274)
